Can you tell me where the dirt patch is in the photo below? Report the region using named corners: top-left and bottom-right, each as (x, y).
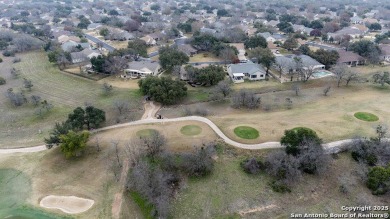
top-left (39, 195), bottom-right (94, 214)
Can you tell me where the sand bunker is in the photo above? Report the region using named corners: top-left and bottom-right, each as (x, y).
top-left (39, 195), bottom-right (94, 214)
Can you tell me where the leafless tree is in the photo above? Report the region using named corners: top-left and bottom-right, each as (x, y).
top-left (323, 85), bottom-right (331, 96)
top-left (300, 66), bottom-right (316, 82)
top-left (292, 83), bottom-right (301, 96)
top-left (93, 136), bottom-right (101, 152)
top-left (140, 131), bottom-right (166, 160)
top-left (56, 53), bottom-right (70, 70)
top-left (285, 98), bottom-right (293, 109)
top-left (10, 68), bottom-right (20, 79)
top-left (332, 64), bottom-right (348, 87)
top-left (13, 35), bottom-right (43, 52)
top-left (266, 151), bottom-right (302, 186)
top-left (209, 79), bottom-right (232, 101)
top-left (6, 88), bottom-right (27, 106)
top-left (231, 89), bottom-right (261, 109)
top-left (123, 19), bottom-right (141, 32)
top-left (102, 82), bottom-right (113, 95)
top-left (104, 56), bottom-right (127, 74)
top-left (220, 47), bottom-right (237, 64)
top-left (23, 78), bottom-right (33, 91)
top-left (344, 70), bottom-right (359, 86)
top-left (114, 100), bottom-right (129, 115)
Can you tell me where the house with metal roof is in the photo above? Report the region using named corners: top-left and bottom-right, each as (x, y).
top-left (227, 61), bottom-right (266, 83)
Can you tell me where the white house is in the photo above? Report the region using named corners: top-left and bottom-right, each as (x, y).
top-left (227, 61), bottom-right (266, 83)
top-left (123, 60), bottom-right (161, 78)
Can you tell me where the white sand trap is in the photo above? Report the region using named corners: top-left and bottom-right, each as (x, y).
top-left (39, 195), bottom-right (94, 214)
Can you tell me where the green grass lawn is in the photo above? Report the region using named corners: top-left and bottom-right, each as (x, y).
top-left (136, 129), bottom-right (158, 137)
top-left (0, 168), bottom-right (68, 219)
top-left (234, 126), bottom-right (259, 139)
top-left (180, 125), bottom-right (202, 136)
top-left (354, 112), bottom-right (379, 122)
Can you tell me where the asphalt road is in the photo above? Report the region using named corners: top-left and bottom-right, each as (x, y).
top-left (305, 41), bottom-right (341, 51)
top-left (84, 34), bottom-right (116, 52)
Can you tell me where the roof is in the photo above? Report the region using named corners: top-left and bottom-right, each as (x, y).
top-left (337, 50), bottom-right (365, 63)
top-left (177, 44), bottom-right (197, 56)
top-left (275, 54), bottom-right (324, 69)
top-left (257, 32), bottom-right (272, 39)
top-left (126, 61), bottom-right (160, 74)
top-left (228, 63), bottom-right (266, 75)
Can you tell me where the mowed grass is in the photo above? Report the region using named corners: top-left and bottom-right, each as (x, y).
top-left (0, 168), bottom-right (68, 219)
top-left (180, 125), bottom-right (202, 136)
top-left (136, 129), bottom-right (158, 137)
top-left (234, 126), bottom-right (259, 139)
top-left (170, 149), bottom-right (389, 218)
top-left (0, 51), bottom-right (142, 148)
top-left (354, 112), bottom-right (379, 122)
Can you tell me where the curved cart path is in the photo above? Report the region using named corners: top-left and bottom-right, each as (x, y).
top-left (0, 116), bottom-right (361, 154)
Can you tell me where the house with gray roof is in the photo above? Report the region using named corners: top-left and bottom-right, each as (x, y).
top-left (227, 61), bottom-right (266, 83)
top-left (274, 55), bottom-right (325, 74)
top-left (124, 60), bottom-right (161, 78)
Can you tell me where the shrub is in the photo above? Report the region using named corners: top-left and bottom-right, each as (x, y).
top-left (240, 157), bottom-right (265, 174)
top-left (0, 77), bottom-right (5, 85)
top-left (269, 180), bottom-right (291, 193)
top-left (180, 144), bottom-right (215, 177)
top-left (366, 166), bottom-right (390, 195)
top-left (0, 57), bottom-right (2, 63)
top-left (12, 57), bottom-right (21, 63)
top-left (2, 50), bottom-right (15, 57)
top-left (281, 127), bottom-right (321, 156)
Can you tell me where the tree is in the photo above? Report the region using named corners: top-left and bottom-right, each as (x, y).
top-left (23, 78), bottom-right (33, 91)
top-left (141, 131), bottom-right (166, 160)
top-left (123, 20), bottom-right (141, 32)
top-left (181, 144), bottom-right (215, 177)
top-left (244, 36), bottom-right (267, 49)
top-left (310, 29), bottom-right (322, 38)
top-left (349, 40), bottom-right (381, 59)
top-left (231, 89), bottom-right (261, 109)
top-left (282, 37), bottom-right (298, 51)
top-left (292, 83), bottom-right (301, 96)
top-left (67, 107), bottom-right (86, 130)
top-left (332, 64), bottom-right (348, 87)
top-left (277, 22), bottom-right (293, 33)
top-left (114, 100), bottom-right (129, 115)
top-left (369, 23), bottom-right (382, 31)
top-left (298, 44), bottom-right (311, 56)
top-left (210, 79), bottom-right (232, 101)
top-left (373, 72), bottom-right (390, 87)
top-left (128, 39), bottom-right (148, 57)
top-left (195, 65), bottom-right (226, 86)
top-left (138, 77), bottom-right (187, 105)
top-left (150, 4), bottom-right (161, 11)
top-left (85, 106), bottom-right (106, 129)
top-left (217, 9), bottom-right (229, 17)
top-left (220, 47), bottom-right (237, 64)
top-left (177, 23), bottom-right (192, 33)
top-left (281, 128), bottom-right (322, 156)
top-left (90, 55), bottom-right (106, 73)
top-left (59, 130), bottom-right (90, 158)
top-left (108, 10), bottom-right (119, 16)
top-left (366, 166), bottom-right (390, 195)
top-left (323, 85), bottom-right (331, 96)
top-left (102, 82), bottom-right (113, 95)
top-left (310, 49), bottom-right (339, 69)
top-left (6, 88), bottom-right (27, 106)
top-left (158, 46), bottom-right (189, 70)
top-left (44, 121), bottom-right (72, 147)
top-left (309, 20), bottom-right (324, 29)
top-left (99, 28), bottom-right (109, 37)
top-left (248, 47), bottom-right (275, 74)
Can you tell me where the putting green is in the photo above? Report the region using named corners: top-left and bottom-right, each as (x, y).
top-left (234, 126), bottom-right (259, 139)
top-left (136, 129), bottom-right (158, 137)
top-left (180, 125), bottom-right (202, 136)
top-left (354, 112), bottom-right (379, 122)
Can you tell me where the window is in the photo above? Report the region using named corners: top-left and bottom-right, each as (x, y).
top-left (251, 75), bottom-right (257, 78)
top-left (260, 74), bottom-right (264, 77)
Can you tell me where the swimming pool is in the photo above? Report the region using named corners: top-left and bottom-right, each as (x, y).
top-left (312, 70), bottom-right (333, 78)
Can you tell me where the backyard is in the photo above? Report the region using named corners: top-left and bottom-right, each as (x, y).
top-left (0, 52), bottom-right (142, 148)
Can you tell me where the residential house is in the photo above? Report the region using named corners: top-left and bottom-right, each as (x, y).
top-left (140, 35), bottom-right (157, 45)
top-left (380, 45), bottom-right (390, 62)
top-left (70, 49), bottom-right (101, 64)
top-left (123, 60), bottom-right (161, 78)
top-left (351, 16), bottom-right (364, 24)
top-left (227, 61), bottom-right (266, 83)
top-left (177, 44), bottom-right (198, 57)
top-left (265, 20), bottom-right (279, 27)
top-left (328, 27), bottom-right (365, 40)
top-left (274, 55), bottom-right (325, 74)
top-left (200, 27), bottom-right (218, 35)
top-left (337, 50), bottom-right (365, 66)
top-left (292, 24), bottom-right (313, 35)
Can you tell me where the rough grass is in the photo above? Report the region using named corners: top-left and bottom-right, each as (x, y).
top-left (170, 148), bottom-right (389, 218)
top-left (291, 127), bottom-right (315, 133)
top-left (233, 126), bottom-right (259, 139)
top-left (0, 51), bottom-right (142, 148)
top-left (129, 191), bottom-right (154, 219)
top-left (354, 112), bottom-right (379, 122)
top-left (180, 125), bottom-right (202, 136)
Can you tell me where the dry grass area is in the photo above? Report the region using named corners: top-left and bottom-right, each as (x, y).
top-left (147, 46), bottom-right (159, 54)
top-left (95, 120), bottom-right (218, 152)
top-left (98, 75), bottom-right (141, 89)
top-left (189, 53), bottom-right (224, 62)
top-left (109, 41), bottom-right (129, 50)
